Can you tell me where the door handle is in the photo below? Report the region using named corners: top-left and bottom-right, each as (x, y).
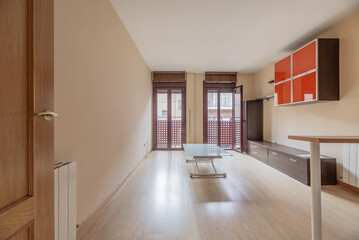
top-left (35, 110), bottom-right (58, 121)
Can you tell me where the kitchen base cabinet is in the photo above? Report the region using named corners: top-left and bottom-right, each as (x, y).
top-left (268, 149), bottom-right (308, 184)
top-left (247, 140), bottom-right (337, 185)
top-left (248, 141), bottom-right (268, 163)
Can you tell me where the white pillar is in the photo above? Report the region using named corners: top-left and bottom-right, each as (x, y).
top-left (310, 142), bottom-right (322, 240)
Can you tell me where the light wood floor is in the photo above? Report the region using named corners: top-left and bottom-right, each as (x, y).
top-left (80, 151), bottom-right (359, 240)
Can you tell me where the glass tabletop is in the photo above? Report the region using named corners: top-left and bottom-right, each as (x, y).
top-left (183, 144), bottom-right (230, 158)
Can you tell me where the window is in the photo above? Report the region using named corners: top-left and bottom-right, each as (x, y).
top-left (153, 83), bottom-right (186, 150)
top-left (203, 83), bottom-right (235, 149)
top-left (208, 93), bottom-right (217, 109)
top-left (220, 94), bottom-right (232, 107)
top-left (162, 110), bottom-right (167, 117)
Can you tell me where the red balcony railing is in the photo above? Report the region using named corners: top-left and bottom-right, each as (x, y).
top-left (207, 120), bottom-right (233, 148)
top-left (156, 120), bottom-right (182, 148)
top-left (157, 119), bottom-right (240, 150)
top-left (156, 120), bottom-right (168, 148)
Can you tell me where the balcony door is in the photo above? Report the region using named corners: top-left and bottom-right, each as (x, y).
top-left (233, 86), bottom-right (243, 152)
top-left (153, 83), bottom-right (186, 150)
top-left (204, 83), bottom-right (242, 150)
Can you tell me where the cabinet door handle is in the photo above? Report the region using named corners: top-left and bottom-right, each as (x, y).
top-left (271, 152), bottom-right (278, 155)
top-left (289, 158), bottom-right (297, 163)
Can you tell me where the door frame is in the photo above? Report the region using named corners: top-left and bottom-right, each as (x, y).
top-left (233, 85), bottom-right (243, 153)
top-left (203, 82), bottom-right (236, 149)
top-left (152, 82), bottom-right (186, 150)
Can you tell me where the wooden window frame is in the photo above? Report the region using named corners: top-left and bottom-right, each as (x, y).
top-left (152, 71), bottom-right (186, 83)
top-left (203, 82), bottom-right (236, 149)
top-left (153, 82), bottom-right (186, 150)
top-left (233, 85), bottom-right (243, 153)
top-left (205, 72), bottom-right (237, 83)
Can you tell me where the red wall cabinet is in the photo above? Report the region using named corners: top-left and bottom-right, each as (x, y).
top-left (274, 38), bottom-right (339, 106)
top-left (275, 81), bottom-right (291, 105)
top-left (293, 72), bottom-right (317, 102)
top-left (275, 56), bottom-right (291, 83)
top-left (293, 41), bottom-right (316, 76)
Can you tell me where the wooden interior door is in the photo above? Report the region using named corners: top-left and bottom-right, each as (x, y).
top-left (0, 0), bottom-right (54, 239)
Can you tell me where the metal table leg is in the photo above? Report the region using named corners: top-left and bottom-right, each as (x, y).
top-left (310, 142), bottom-right (322, 240)
top-left (186, 158), bottom-right (226, 178)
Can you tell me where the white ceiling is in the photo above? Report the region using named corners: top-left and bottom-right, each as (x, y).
top-left (110, 0), bottom-right (359, 73)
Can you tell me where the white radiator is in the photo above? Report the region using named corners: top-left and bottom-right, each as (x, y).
top-left (343, 144), bottom-right (359, 188)
top-left (54, 162), bottom-right (77, 240)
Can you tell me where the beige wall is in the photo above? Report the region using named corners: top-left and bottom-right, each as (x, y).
top-left (186, 73), bottom-right (196, 143)
top-left (253, 13), bottom-right (359, 178)
top-left (54, 0), bottom-right (152, 225)
top-left (193, 73), bottom-right (205, 143)
top-left (253, 64), bottom-right (274, 99)
top-left (237, 74), bottom-right (255, 101)
top-left (185, 73), bottom-right (205, 143)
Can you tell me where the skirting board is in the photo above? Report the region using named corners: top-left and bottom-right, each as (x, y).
top-left (76, 151), bottom-right (152, 239)
top-left (338, 180), bottom-right (359, 194)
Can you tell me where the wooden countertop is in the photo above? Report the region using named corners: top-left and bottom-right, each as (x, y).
top-left (247, 140), bottom-right (334, 159)
top-left (288, 136), bottom-right (359, 143)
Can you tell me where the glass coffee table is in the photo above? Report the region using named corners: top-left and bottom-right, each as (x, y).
top-left (183, 144), bottom-right (230, 178)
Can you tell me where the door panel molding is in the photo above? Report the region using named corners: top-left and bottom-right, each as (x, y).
top-left (0, 197), bottom-right (34, 239)
top-left (8, 222), bottom-right (34, 240)
top-left (0, 0), bottom-right (32, 211)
